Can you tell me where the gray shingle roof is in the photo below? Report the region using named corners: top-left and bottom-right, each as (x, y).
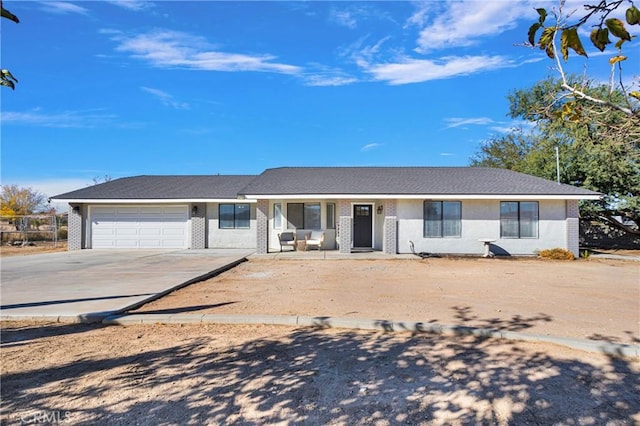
top-left (53, 175), bottom-right (257, 200)
top-left (239, 167), bottom-right (601, 197)
top-left (52, 167), bottom-right (601, 201)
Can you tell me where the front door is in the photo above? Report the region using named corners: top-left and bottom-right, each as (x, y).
top-left (353, 204), bottom-right (373, 248)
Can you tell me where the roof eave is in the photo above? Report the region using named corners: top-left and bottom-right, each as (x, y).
top-left (52, 198), bottom-right (258, 204)
top-left (242, 194), bottom-right (602, 200)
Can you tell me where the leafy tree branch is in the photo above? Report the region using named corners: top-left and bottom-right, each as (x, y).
top-left (527, 0), bottom-right (639, 117)
top-left (1, 0), bottom-right (19, 90)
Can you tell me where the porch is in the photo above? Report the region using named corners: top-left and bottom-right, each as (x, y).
top-left (255, 248), bottom-right (415, 260)
top-left (256, 199), bottom-right (398, 255)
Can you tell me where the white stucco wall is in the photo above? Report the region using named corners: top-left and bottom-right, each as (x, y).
top-left (396, 199), bottom-right (568, 256)
top-left (206, 203), bottom-right (257, 249)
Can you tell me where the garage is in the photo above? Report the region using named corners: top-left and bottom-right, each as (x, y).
top-left (90, 205), bottom-right (189, 249)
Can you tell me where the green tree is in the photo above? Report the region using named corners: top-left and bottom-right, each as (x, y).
top-left (1, 0), bottom-right (19, 90)
top-left (472, 77), bottom-right (639, 235)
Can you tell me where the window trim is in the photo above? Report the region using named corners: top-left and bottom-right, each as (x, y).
top-left (423, 200), bottom-right (462, 238)
top-left (219, 203), bottom-right (250, 229)
top-left (500, 201), bottom-right (539, 239)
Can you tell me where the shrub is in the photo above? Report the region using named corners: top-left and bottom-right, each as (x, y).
top-left (57, 228), bottom-right (68, 240)
top-left (538, 248), bottom-right (575, 260)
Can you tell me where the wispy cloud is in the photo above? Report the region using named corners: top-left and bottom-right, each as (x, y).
top-left (39, 1), bottom-right (89, 15)
top-left (112, 29), bottom-right (301, 74)
top-left (414, 1), bottom-right (539, 52)
top-left (330, 8), bottom-right (358, 29)
top-left (404, 2), bottom-right (434, 29)
top-left (305, 74), bottom-right (358, 87)
top-left (330, 5), bottom-right (394, 29)
top-left (445, 117), bottom-right (495, 129)
top-left (1, 109), bottom-right (117, 128)
top-left (361, 143), bottom-right (382, 152)
top-left (303, 65), bottom-right (358, 86)
top-left (346, 35), bottom-right (391, 67)
top-left (140, 86), bottom-right (189, 109)
top-left (105, 0), bottom-right (152, 11)
top-left (364, 55), bottom-right (512, 85)
top-left (490, 120), bottom-right (537, 134)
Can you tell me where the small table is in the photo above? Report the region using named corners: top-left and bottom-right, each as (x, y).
top-left (296, 240), bottom-right (307, 251)
top-left (479, 238), bottom-right (496, 258)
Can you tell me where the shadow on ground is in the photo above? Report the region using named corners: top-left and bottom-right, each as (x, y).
top-left (1, 309), bottom-right (639, 424)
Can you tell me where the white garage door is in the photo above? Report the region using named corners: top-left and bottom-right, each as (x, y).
top-left (91, 205), bottom-right (188, 249)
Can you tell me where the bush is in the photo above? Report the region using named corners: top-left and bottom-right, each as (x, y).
top-left (538, 248), bottom-right (575, 260)
top-left (57, 228), bottom-right (68, 240)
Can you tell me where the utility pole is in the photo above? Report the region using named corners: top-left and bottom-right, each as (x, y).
top-left (555, 146), bottom-right (561, 184)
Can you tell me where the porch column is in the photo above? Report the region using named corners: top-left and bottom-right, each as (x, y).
top-left (566, 200), bottom-right (579, 257)
top-left (382, 199), bottom-right (397, 254)
top-left (256, 199), bottom-right (268, 254)
top-left (190, 203), bottom-right (206, 249)
top-left (68, 203), bottom-right (83, 250)
top-left (338, 200), bottom-right (351, 254)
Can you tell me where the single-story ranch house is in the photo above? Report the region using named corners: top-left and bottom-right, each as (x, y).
top-left (52, 167), bottom-right (601, 256)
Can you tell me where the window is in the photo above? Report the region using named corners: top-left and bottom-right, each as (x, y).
top-left (219, 204), bottom-right (250, 229)
top-left (500, 201), bottom-right (538, 238)
top-left (287, 203), bottom-right (321, 229)
top-left (287, 203), bottom-right (303, 229)
top-left (304, 203), bottom-right (321, 229)
top-left (424, 201), bottom-right (461, 238)
top-left (326, 203), bottom-right (336, 229)
top-left (273, 203), bottom-right (282, 229)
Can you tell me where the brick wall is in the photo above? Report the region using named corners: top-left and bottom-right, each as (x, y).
top-left (68, 204), bottom-right (83, 250)
top-left (256, 200), bottom-right (268, 254)
top-left (566, 200), bottom-right (579, 257)
top-left (338, 200), bottom-right (351, 253)
top-left (382, 199), bottom-right (397, 254)
top-left (190, 203), bottom-right (206, 249)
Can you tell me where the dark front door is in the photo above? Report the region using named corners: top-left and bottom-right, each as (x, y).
top-left (353, 204), bottom-right (373, 248)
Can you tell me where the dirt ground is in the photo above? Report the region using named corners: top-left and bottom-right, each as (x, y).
top-left (2, 256), bottom-right (639, 424)
top-left (134, 257), bottom-right (640, 345)
top-left (2, 321), bottom-right (639, 425)
top-left (0, 242), bottom-right (67, 257)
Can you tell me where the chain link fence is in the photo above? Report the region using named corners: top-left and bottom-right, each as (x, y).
top-left (0, 214), bottom-right (67, 247)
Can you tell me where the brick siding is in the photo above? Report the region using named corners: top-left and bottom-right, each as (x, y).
top-left (566, 200), bottom-right (579, 257)
top-left (68, 204), bottom-right (83, 250)
top-left (256, 200), bottom-right (268, 254)
top-left (190, 203), bottom-right (206, 249)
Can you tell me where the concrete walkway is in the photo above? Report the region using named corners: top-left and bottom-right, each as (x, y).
top-left (0, 249), bottom-right (253, 322)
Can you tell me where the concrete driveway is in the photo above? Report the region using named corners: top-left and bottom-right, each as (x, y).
top-left (0, 249), bottom-right (253, 322)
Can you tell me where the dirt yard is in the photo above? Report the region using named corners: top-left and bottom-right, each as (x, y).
top-left (2, 321), bottom-right (639, 425)
top-left (0, 242), bottom-right (67, 257)
top-left (134, 257), bottom-right (640, 345)
top-left (1, 256), bottom-right (639, 424)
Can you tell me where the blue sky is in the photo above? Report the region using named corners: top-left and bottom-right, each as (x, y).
top-left (1, 0), bottom-right (638, 207)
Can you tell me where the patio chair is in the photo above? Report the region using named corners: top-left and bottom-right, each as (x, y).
top-left (278, 231), bottom-right (296, 252)
top-left (305, 230), bottom-right (325, 251)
